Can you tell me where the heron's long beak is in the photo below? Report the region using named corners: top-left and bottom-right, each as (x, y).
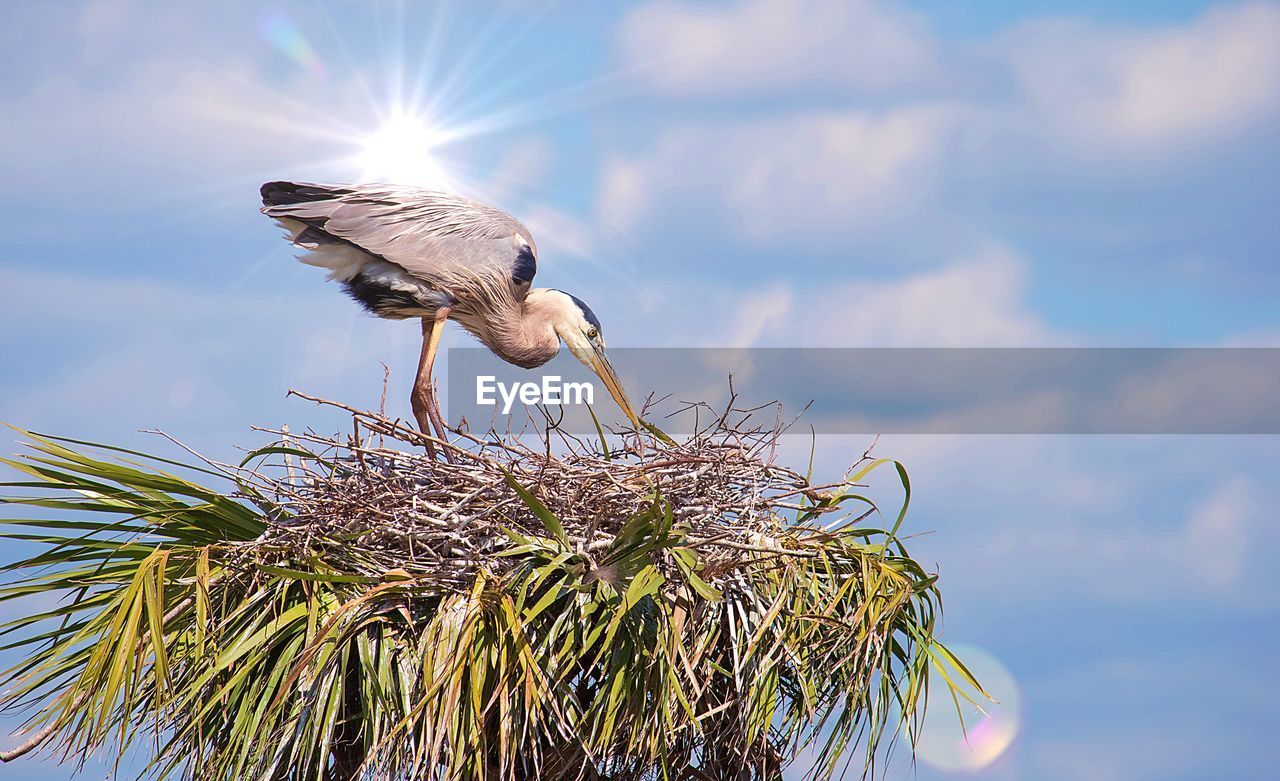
top-left (590, 348), bottom-right (639, 428)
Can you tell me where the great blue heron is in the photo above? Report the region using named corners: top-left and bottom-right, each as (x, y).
top-left (260, 181), bottom-right (637, 456)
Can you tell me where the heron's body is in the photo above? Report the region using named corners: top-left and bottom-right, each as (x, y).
top-left (260, 181), bottom-right (634, 455)
top-left (337, 257), bottom-right (562, 369)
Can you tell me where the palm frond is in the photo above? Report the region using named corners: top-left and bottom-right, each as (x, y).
top-left (0, 403), bottom-right (982, 780)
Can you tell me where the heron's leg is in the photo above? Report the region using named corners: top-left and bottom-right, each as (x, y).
top-left (411, 308), bottom-right (453, 461)
top-left (422, 307), bottom-right (451, 445)
top-left (410, 319), bottom-right (438, 458)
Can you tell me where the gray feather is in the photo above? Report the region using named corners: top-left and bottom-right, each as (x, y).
top-left (260, 181), bottom-right (548, 364)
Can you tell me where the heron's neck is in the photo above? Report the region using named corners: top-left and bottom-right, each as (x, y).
top-left (478, 299), bottom-right (560, 369)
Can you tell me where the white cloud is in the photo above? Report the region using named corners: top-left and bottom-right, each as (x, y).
top-left (0, 264), bottom-right (416, 449)
top-left (521, 205), bottom-right (597, 261)
top-left (724, 107), bottom-right (954, 238)
top-left (596, 105), bottom-right (956, 243)
top-left (717, 285), bottom-right (796, 347)
top-left (0, 58), bottom-right (366, 213)
top-left (602, 2), bottom-right (1280, 250)
top-left (1008, 2), bottom-right (1280, 149)
top-left (610, 243), bottom-right (1056, 350)
top-left (2, 3), bottom-right (544, 217)
top-left (618, 0), bottom-right (938, 96)
top-left (929, 471), bottom-right (1264, 606)
top-left (1092, 351), bottom-right (1280, 435)
top-left (596, 158), bottom-right (652, 237)
top-left (3, 6), bottom-right (321, 188)
top-left (487, 137), bottom-right (558, 196)
top-left (800, 245), bottom-right (1055, 347)
top-left (1173, 477), bottom-right (1253, 589)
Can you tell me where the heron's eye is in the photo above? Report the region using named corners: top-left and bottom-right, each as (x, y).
top-left (587, 327), bottom-right (599, 340)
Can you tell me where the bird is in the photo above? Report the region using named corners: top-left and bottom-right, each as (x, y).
top-left (259, 181), bottom-right (637, 457)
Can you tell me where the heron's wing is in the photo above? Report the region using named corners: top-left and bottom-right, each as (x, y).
top-left (260, 181), bottom-right (539, 298)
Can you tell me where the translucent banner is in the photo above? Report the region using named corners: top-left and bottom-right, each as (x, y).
top-left (445, 348), bottom-right (1280, 435)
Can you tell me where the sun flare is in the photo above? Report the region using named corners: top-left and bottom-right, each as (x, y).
top-left (916, 643), bottom-right (1021, 772)
top-left (357, 112), bottom-right (449, 187)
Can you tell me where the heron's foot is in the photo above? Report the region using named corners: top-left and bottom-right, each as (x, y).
top-left (410, 383), bottom-right (454, 464)
top-left (410, 389), bottom-right (438, 460)
top-left (426, 383), bottom-right (455, 464)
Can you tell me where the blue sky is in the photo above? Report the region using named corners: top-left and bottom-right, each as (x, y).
top-left (2, 1), bottom-right (1280, 778)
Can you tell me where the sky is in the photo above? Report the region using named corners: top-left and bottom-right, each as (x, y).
top-left (2, 0), bottom-right (1279, 778)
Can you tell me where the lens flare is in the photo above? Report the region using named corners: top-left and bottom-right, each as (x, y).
top-left (259, 8), bottom-right (326, 78)
top-left (916, 643), bottom-right (1021, 772)
top-left (238, 3), bottom-right (631, 209)
top-left (357, 112), bottom-right (450, 187)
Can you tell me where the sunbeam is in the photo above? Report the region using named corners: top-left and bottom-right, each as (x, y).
top-left (357, 110), bottom-right (450, 186)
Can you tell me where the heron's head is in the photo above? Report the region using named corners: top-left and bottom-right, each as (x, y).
top-left (532, 288), bottom-right (638, 427)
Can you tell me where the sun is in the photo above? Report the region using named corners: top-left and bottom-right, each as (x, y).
top-left (357, 112), bottom-right (449, 187)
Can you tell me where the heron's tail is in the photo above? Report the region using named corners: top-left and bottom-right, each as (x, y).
top-left (260, 182), bottom-right (371, 282)
top-left (260, 181), bottom-right (351, 209)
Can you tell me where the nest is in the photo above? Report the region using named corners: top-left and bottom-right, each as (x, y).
top-left (248, 392), bottom-right (864, 592)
